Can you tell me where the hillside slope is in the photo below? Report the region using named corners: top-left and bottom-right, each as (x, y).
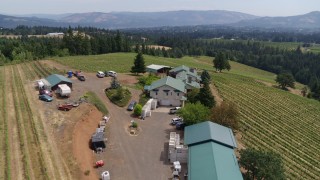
top-left (53, 53), bottom-right (320, 179)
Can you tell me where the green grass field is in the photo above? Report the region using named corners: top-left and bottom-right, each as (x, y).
top-left (53, 53), bottom-right (320, 179)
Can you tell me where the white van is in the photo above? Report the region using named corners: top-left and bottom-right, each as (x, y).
top-left (107, 71), bottom-right (117, 77)
top-left (97, 71), bottom-right (105, 78)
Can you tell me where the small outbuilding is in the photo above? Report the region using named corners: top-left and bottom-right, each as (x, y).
top-left (46, 74), bottom-right (72, 90)
top-left (146, 64), bottom-right (172, 75)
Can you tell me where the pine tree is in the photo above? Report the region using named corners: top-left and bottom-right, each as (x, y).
top-left (213, 52), bottom-right (231, 72)
top-left (131, 52), bottom-right (146, 75)
top-left (200, 70), bottom-right (211, 85)
top-left (197, 83), bottom-right (215, 108)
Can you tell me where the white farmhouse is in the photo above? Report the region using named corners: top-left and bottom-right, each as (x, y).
top-left (147, 76), bottom-right (187, 107)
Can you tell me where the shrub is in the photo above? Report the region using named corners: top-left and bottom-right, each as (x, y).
top-left (106, 87), bottom-right (132, 107)
top-left (84, 170), bottom-right (90, 176)
top-left (132, 122), bottom-right (138, 128)
top-left (134, 104), bottom-right (142, 116)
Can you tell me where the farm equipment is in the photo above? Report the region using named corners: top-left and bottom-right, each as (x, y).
top-left (57, 104), bottom-right (73, 111)
top-left (74, 70), bottom-right (86, 81)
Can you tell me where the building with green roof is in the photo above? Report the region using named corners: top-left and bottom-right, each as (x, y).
top-left (147, 76), bottom-right (186, 106)
top-left (46, 74), bottom-right (73, 90)
top-left (184, 121), bottom-right (243, 180)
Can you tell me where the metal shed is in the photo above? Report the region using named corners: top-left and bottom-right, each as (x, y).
top-left (46, 74), bottom-right (72, 90)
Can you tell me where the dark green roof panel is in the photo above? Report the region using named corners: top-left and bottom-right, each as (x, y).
top-left (184, 121), bottom-right (237, 149)
top-left (46, 74), bottom-right (72, 87)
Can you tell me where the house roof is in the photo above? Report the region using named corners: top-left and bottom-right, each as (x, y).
top-left (146, 64), bottom-right (171, 73)
top-left (169, 65), bottom-right (190, 73)
top-left (188, 141), bottom-right (243, 180)
top-left (149, 76), bottom-right (185, 93)
top-left (46, 74), bottom-right (72, 87)
top-left (170, 65), bottom-right (201, 80)
top-left (184, 121), bottom-right (237, 149)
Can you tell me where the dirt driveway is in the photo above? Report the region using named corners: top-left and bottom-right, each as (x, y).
top-left (41, 61), bottom-right (176, 179)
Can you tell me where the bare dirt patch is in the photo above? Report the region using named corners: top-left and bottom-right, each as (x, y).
top-left (73, 104), bottom-right (102, 180)
top-left (210, 83), bottom-right (223, 106)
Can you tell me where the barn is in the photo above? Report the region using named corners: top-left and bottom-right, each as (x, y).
top-left (146, 64), bottom-right (172, 75)
top-left (46, 74), bottom-right (73, 91)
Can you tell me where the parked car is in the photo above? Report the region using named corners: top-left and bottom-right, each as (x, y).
top-left (105, 71), bottom-right (117, 77)
top-left (39, 94), bottom-right (53, 102)
top-left (39, 89), bottom-right (53, 97)
top-left (176, 122), bottom-right (186, 130)
top-left (57, 104), bottom-right (73, 111)
top-left (97, 71), bottom-right (105, 78)
top-left (171, 117), bottom-right (183, 125)
top-left (169, 107), bottom-right (181, 114)
top-left (127, 101), bottom-right (137, 111)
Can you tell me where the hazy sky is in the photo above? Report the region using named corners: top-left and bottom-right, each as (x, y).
top-left (0, 0), bottom-right (319, 16)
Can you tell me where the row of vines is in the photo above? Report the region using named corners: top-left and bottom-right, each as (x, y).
top-left (213, 73), bottom-right (320, 179)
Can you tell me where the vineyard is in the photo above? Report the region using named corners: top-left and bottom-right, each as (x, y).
top-left (53, 52), bottom-right (320, 179)
top-left (213, 73), bottom-right (320, 179)
top-left (0, 62), bottom-right (72, 180)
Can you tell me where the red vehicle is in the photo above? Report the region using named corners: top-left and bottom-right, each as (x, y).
top-left (39, 89), bottom-right (53, 97)
top-left (57, 104), bottom-right (73, 111)
top-left (74, 71), bottom-right (86, 81)
top-left (95, 160), bottom-right (104, 168)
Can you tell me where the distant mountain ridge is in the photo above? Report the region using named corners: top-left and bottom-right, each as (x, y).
top-left (235, 11), bottom-right (320, 28)
top-left (1, 10), bottom-right (320, 29)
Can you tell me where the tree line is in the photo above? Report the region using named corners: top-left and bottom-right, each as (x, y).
top-left (0, 26), bottom-right (132, 65)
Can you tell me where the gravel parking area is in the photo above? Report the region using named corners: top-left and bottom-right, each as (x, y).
top-left (38, 60), bottom-right (184, 179)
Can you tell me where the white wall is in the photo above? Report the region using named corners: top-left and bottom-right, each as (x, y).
top-left (150, 85), bottom-right (184, 106)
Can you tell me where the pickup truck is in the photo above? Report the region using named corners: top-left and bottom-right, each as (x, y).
top-left (169, 107), bottom-right (181, 114)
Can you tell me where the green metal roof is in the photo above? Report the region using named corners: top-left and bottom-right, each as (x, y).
top-left (184, 121), bottom-right (237, 149)
top-left (188, 141), bottom-right (243, 180)
top-left (170, 65), bottom-right (201, 80)
top-left (46, 74), bottom-right (72, 87)
top-left (169, 65), bottom-right (190, 73)
top-left (149, 76), bottom-right (185, 92)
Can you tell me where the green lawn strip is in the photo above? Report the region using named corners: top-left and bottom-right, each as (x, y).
top-left (83, 91), bottom-right (109, 115)
top-left (13, 66), bottom-right (49, 179)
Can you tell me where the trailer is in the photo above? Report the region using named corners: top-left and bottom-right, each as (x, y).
top-left (56, 84), bottom-right (71, 97)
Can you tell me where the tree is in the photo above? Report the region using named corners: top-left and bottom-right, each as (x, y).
top-left (210, 101), bottom-right (239, 130)
top-left (134, 44), bottom-right (140, 53)
top-left (275, 73), bottom-right (295, 89)
top-left (239, 148), bottom-right (286, 180)
top-left (110, 76), bottom-right (121, 89)
top-left (186, 88), bottom-right (200, 103)
top-left (213, 52), bottom-right (231, 72)
top-left (200, 70), bottom-right (211, 85)
top-left (197, 83), bottom-right (216, 108)
top-left (176, 102), bottom-right (210, 125)
top-left (131, 52), bottom-right (146, 75)
top-left (134, 104), bottom-right (142, 116)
